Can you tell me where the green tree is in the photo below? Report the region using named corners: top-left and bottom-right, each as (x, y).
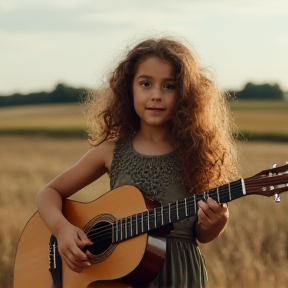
top-left (0, 83), bottom-right (84, 107)
top-left (237, 82), bottom-right (284, 100)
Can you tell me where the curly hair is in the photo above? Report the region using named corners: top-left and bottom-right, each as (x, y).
top-left (84, 36), bottom-right (239, 194)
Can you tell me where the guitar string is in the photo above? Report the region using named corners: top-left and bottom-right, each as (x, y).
top-left (85, 186), bottom-right (244, 244)
top-left (85, 186), bottom-right (244, 243)
top-left (86, 186), bottom-right (243, 244)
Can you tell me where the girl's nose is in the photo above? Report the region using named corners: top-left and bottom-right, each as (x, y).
top-left (151, 88), bottom-right (162, 101)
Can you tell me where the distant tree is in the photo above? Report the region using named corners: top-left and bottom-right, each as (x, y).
top-left (236, 82), bottom-right (284, 100)
top-left (49, 83), bottom-right (81, 103)
top-left (0, 83), bottom-right (84, 107)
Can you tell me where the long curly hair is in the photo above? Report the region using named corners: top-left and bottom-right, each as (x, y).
top-left (85, 36), bottom-right (239, 193)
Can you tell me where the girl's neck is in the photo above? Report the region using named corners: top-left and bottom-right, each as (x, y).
top-left (136, 124), bottom-right (171, 142)
top-left (132, 125), bottom-right (174, 155)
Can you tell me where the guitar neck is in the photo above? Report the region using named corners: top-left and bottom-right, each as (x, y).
top-left (113, 178), bottom-right (245, 243)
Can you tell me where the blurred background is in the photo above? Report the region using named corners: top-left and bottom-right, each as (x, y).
top-left (1, 0), bottom-right (288, 287)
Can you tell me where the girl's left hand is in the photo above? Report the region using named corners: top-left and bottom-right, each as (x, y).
top-left (195, 197), bottom-right (229, 243)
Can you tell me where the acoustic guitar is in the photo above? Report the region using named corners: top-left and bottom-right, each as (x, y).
top-left (13, 164), bottom-right (288, 288)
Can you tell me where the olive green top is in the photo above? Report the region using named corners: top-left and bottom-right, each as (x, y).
top-left (110, 137), bottom-right (208, 288)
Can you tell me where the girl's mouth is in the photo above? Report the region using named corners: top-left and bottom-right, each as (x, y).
top-left (146, 107), bottom-right (165, 111)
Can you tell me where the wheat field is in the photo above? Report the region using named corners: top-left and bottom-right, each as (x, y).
top-left (1, 135), bottom-right (288, 288)
top-left (1, 101), bottom-right (288, 288)
top-left (1, 101), bottom-right (288, 136)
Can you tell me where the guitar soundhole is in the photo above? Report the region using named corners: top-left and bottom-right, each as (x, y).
top-left (86, 221), bottom-right (112, 255)
top-left (83, 213), bottom-right (117, 264)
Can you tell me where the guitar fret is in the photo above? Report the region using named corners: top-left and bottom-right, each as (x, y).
top-left (164, 206), bottom-right (169, 225)
top-left (115, 220), bottom-right (118, 242)
top-left (168, 203), bottom-right (171, 222)
top-left (186, 198), bottom-right (191, 216)
top-left (113, 179), bottom-right (247, 242)
top-left (120, 219), bottom-right (123, 241)
top-left (141, 212), bottom-right (144, 233)
top-left (241, 178), bottom-right (246, 195)
top-left (147, 210), bottom-right (150, 230)
top-left (193, 194), bottom-right (197, 213)
top-left (217, 187), bottom-right (220, 204)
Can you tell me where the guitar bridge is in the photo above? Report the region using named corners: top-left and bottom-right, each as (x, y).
top-left (48, 235), bottom-right (62, 288)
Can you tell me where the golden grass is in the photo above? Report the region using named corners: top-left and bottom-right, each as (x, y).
top-left (1, 101), bottom-right (288, 287)
top-left (230, 100), bottom-right (288, 135)
top-left (233, 110), bottom-right (288, 134)
top-left (1, 136), bottom-right (288, 288)
top-left (1, 101), bottom-right (288, 135)
top-left (0, 104), bottom-right (85, 130)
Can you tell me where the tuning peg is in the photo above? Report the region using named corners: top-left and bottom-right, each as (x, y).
top-left (270, 185), bottom-right (281, 203)
top-left (272, 163), bottom-right (277, 168)
top-left (274, 193), bottom-right (281, 203)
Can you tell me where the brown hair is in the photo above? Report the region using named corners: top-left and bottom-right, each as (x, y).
top-left (85, 36), bottom-right (239, 193)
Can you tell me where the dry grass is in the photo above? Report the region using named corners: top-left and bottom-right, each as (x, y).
top-left (1, 136), bottom-right (288, 288)
top-left (1, 101), bottom-right (288, 287)
top-left (230, 100), bottom-right (288, 135)
top-left (0, 104), bottom-right (85, 130)
top-left (233, 110), bottom-right (288, 134)
top-left (1, 101), bottom-right (288, 136)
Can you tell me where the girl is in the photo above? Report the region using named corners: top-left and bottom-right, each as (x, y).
top-left (37, 36), bottom-right (238, 288)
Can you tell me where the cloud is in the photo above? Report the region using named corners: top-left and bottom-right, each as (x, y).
top-left (1, 0), bottom-right (92, 10)
top-left (1, 0), bottom-right (288, 93)
top-left (2, 0), bottom-right (288, 34)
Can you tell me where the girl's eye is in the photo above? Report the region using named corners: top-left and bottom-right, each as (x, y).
top-left (164, 84), bottom-right (176, 90)
top-left (141, 81), bottom-right (151, 87)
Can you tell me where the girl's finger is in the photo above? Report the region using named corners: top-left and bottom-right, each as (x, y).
top-left (77, 230), bottom-right (93, 247)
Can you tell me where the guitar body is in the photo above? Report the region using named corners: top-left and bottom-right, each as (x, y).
top-left (13, 186), bottom-right (166, 288)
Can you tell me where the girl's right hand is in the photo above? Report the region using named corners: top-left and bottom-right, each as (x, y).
top-left (56, 223), bottom-right (93, 273)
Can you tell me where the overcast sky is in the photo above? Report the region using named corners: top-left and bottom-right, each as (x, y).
top-left (1, 0), bottom-right (288, 95)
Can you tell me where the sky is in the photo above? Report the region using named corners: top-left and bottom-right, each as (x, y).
top-left (1, 0), bottom-right (288, 95)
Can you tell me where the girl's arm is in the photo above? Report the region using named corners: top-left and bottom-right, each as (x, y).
top-left (36, 140), bottom-right (115, 272)
top-left (194, 197), bottom-right (229, 243)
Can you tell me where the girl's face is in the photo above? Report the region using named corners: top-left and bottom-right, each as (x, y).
top-left (132, 56), bottom-right (177, 129)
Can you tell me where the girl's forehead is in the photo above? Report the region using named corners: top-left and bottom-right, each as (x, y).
top-left (134, 56), bottom-right (176, 78)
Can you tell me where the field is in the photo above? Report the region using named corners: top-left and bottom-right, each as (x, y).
top-left (230, 101), bottom-right (288, 139)
top-left (0, 102), bottom-right (288, 288)
top-left (1, 101), bottom-right (288, 139)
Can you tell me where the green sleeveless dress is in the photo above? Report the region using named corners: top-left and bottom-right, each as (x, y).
top-left (110, 137), bottom-right (208, 288)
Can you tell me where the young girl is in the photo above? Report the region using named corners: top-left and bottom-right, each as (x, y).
top-left (37, 36), bottom-right (238, 288)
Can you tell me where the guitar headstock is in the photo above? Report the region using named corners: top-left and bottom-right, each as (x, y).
top-left (244, 163), bottom-right (288, 201)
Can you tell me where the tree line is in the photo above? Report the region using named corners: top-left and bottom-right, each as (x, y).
top-left (228, 82), bottom-right (284, 101)
top-left (0, 82), bottom-right (285, 107)
top-left (0, 84), bottom-right (85, 107)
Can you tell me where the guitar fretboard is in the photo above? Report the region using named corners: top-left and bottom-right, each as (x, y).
top-left (113, 178), bottom-right (245, 243)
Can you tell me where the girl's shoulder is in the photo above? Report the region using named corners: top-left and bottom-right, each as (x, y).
top-left (88, 137), bottom-right (119, 174)
top-left (92, 137), bottom-right (118, 155)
